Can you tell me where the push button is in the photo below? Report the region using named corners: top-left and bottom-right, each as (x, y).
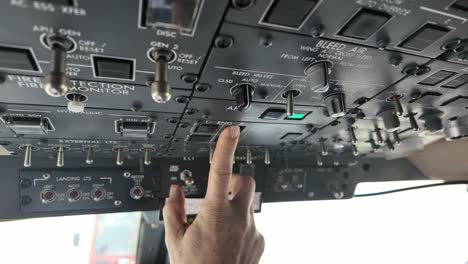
top-left (189, 135), bottom-right (212, 142)
top-left (260, 108), bottom-right (286, 120)
top-left (195, 124), bottom-right (219, 133)
top-left (441, 74), bottom-right (468, 89)
top-left (399, 24), bottom-right (450, 51)
top-left (339, 8), bottom-right (391, 40)
top-left (441, 95), bottom-right (468, 107)
top-left (280, 133), bottom-right (303, 140)
top-left (0, 46), bottom-right (39, 71)
top-left (263, 0), bottom-right (318, 28)
top-left (410, 92), bottom-right (442, 104)
top-left (93, 56), bottom-right (134, 80)
top-left (418, 70), bottom-right (457, 86)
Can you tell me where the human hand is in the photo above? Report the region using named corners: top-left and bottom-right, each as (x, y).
top-left (163, 126), bottom-right (265, 264)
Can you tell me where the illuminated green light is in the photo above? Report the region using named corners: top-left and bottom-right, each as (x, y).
top-left (285, 113), bottom-right (306, 120)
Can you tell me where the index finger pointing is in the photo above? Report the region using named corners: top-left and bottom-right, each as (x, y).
top-left (206, 126), bottom-right (240, 205)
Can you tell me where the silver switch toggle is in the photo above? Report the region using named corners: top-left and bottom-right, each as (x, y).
top-left (143, 147), bottom-right (154, 166)
top-left (23, 144), bottom-right (32, 168)
top-left (374, 126), bottom-right (384, 143)
top-left (246, 147), bottom-right (252, 165)
top-left (264, 149), bottom-right (270, 165)
top-left (85, 146), bottom-right (94, 165)
top-left (347, 126), bottom-right (357, 143)
top-left (57, 145), bottom-right (64, 167)
top-left (319, 138), bottom-right (328, 156)
top-left (115, 146), bottom-right (125, 166)
top-left (151, 48), bottom-right (173, 103)
top-left (44, 34), bottom-right (74, 97)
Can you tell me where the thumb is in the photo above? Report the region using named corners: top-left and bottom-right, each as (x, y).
top-left (163, 185), bottom-right (186, 243)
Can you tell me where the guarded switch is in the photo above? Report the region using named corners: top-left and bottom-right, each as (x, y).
top-left (323, 92), bottom-right (346, 118)
top-left (0, 46), bottom-right (39, 71)
top-left (260, 108), bottom-right (286, 120)
top-left (399, 24), bottom-right (450, 51)
top-left (263, 0), bottom-right (318, 28)
top-left (93, 56), bottom-right (134, 80)
top-left (339, 8), bottom-right (391, 40)
top-left (231, 84), bottom-right (254, 112)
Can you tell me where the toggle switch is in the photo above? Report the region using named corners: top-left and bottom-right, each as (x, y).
top-left (347, 126), bottom-right (357, 143)
top-left (333, 156), bottom-right (340, 166)
top-left (231, 84), bottom-right (255, 112)
top-left (246, 147), bottom-right (252, 165)
top-left (406, 112), bottom-right (420, 131)
top-left (390, 95), bottom-right (404, 116)
top-left (143, 147), bottom-right (154, 165)
top-left (374, 126), bottom-right (384, 143)
top-left (57, 145), bottom-right (64, 167)
top-left (85, 146), bottom-right (94, 165)
top-left (264, 149), bottom-right (270, 165)
top-left (385, 139), bottom-right (395, 151)
top-left (351, 143), bottom-right (359, 156)
top-left (115, 146), bottom-right (125, 166)
top-left (393, 131), bottom-right (401, 145)
top-left (44, 34), bottom-right (74, 97)
top-left (285, 90), bottom-right (296, 116)
top-left (369, 138), bottom-right (379, 152)
top-left (316, 153), bottom-right (323, 166)
top-left (151, 48), bottom-right (173, 103)
top-left (23, 144), bottom-right (32, 168)
top-left (319, 138), bottom-right (328, 156)
top-left (378, 108), bottom-right (400, 132)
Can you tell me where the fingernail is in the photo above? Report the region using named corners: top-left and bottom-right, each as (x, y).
top-left (169, 185), bottom-right (177, 197)
top-left (230, 126), bottom-right (240, 139)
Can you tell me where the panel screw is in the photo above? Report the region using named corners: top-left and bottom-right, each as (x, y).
top-left (311, 24), bottom-right (324, 38)
top-left (123, 171), bottom-right (131, 178)
top-left (181, 73), bottom-right (198, 84)
top-left (185, 108), bottom-right (198, 115)
top-left (195, 83), bottom-right (211, 92)
top-left (377, 37), bottom-right (389, 50)
top-left (175, 96), bottom-right (189, 104)
top-left (214, 35), bottom-right (234, 49)
top-left (21, 196), bottom-right (32, 206)
top-left (20, 178), bottom-right (32, 189)
top-left (231, 0), bottom-right (255, 9)
top-left (354, 97), bottom-right (369, 105)
top-left (114, 200), bottom-right (122, 206)
top-left (411, 91), bottom-right (422, 100)
top-left (390, 55), bottom-right (402, 66)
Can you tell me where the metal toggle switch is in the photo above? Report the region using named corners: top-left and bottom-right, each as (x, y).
top-left (143, 147), bottom-right (154, 165)
top-left (347, 126), bottom-right (357, 143)
top-left (264, 149), bottom-right (270, 165)
top-left (246, 147), bottom-right (252, 165)
top-left (406, 112), bottom-right (420, 131)
top-left (44, 34), bottom-right (74, 97)
top-left (85, 146), bottom-right (94, 165)
top-left (57, 145), bottom-right (64, 167)
top-left (319, 138), bottom-right (328, 156)
top-left (392, 95), bottom-right (404, 116)
top-left (374, 126), bottom-right (384, 143)
top-left (115, 147), bottom-right (125, 166)
top-left (151, 48), bottom-right (173, 103)
top-left (23, 144), bottom-right (32, 168)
